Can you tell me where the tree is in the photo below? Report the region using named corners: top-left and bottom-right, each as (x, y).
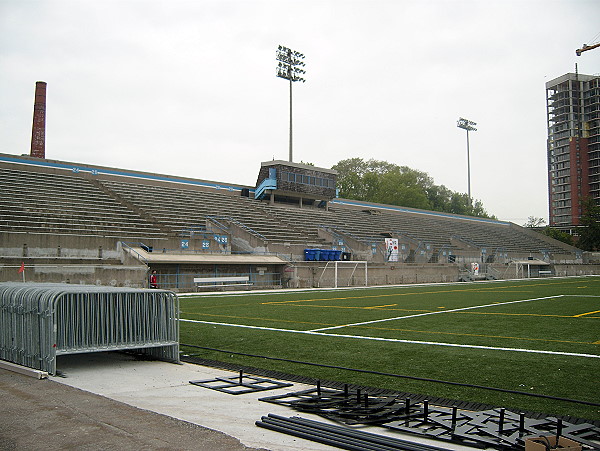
top-left (523, 216), bottom-right (546, 228)
top-left (377, 167), bottom-right (431, 209)
top-left (577, 198), bottom-right (600, 251)
top-left (523, 216), bottom-right (574, 246)
top-left (332, 157), bottom-right (495, 218)
top-left (540, 227), bottom-right (574, 246)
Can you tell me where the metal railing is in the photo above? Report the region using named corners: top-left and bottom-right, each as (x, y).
top-left (0, 283), bottom-right (179, 375)
top-left (254, 176), bottom-right (277, 200)
top-left (207, 215), bottom-right (268, 242)
top-left (120, 241), bottom-right (149, 264)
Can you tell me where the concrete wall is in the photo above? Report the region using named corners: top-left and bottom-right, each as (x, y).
top-left (289, 262), bottom-right (460, 288)
top-left (0, 232), bottom-right (170, 256)
top-left (0, 238), bottom-right (150, 287)
top-left (584, 252), bottom-right (600, 264)
top-left (286, 262), bottom-right (600, 289)
top-left (2, 256), bottom-right (598, 290)
top-left (553, 264), bottom-right (600, 277)
top-left (0, 262), bottom-right (148, 287)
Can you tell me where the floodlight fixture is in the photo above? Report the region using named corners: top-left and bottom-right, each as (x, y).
top-left (457, 117), bottom-right (477, 132)
top-left (276, 45), bottom-right (306, 162)
top-left (457, 117), bottom-right (477, 200)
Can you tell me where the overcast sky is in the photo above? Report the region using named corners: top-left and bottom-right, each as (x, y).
top-left (1, 0), bottom-right (599, 224)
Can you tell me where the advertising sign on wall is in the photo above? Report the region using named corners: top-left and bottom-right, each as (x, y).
top-left (385, 238), bottom-right (399, 262)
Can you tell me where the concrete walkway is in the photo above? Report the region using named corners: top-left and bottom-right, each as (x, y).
top-left (1, 352), bottom-right (479, 450)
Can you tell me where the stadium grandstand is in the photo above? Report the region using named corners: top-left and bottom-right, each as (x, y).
top-left (1, 152), bottom-right (597, 291)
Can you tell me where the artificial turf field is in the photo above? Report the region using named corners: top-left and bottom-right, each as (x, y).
top-left (179, 276), bottom-right (600, 420)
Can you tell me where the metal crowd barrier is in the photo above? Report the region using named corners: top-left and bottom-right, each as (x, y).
top-left (0, 283), bottom-right (179, 375)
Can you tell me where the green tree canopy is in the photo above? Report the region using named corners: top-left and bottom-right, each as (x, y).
top-left (577, 198), bottom-right (600, 251)
top-left (332, 158), bottom-right (495, 219)
top-left (523, 216), bottom-right (573, 246)
top-left (540, 227), bottom-right (574, 246)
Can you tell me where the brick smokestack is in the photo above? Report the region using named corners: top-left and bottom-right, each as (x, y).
top-left (30, 81), bottom-right (47, 159)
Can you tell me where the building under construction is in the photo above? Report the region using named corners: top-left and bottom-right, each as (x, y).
top-left (546, 72), bottom-right (600, 228)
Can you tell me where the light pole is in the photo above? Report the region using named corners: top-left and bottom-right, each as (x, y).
top-left (457, 117), bottom-right (477, 200)
top-left (276, 45), bottom-right (305, 163)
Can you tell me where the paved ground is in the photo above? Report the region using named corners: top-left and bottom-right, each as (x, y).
top-left (0, 367), bottom-right (259, 451)
top-left (0, 352), bottom-right (477, 450)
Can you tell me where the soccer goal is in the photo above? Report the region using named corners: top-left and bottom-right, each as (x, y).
top-left (316, 261), bottom-right (368, 288)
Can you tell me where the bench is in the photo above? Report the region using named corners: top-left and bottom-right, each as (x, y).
top-left (538, 270), bottom-right (552, 277)
top-left (194, 276), bottom-right (252, 290)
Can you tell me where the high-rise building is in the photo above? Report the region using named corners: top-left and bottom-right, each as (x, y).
top-left (546, 72), bottom-right (600, 228)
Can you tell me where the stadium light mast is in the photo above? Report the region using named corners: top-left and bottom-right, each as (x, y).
top-left (457, 117), bottom-right (477, 200)
top-left (276, 45), bottom-right (306, 163)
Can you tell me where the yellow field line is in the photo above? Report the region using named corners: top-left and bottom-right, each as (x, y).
top-left (573, 310), bottom-right (600, 317)
top-left (281, 304), bottom-right (432, 312)
top-left (353, 324), bottom-right (596, 345)
top-left (263, 303), bottom-right (596, 319)
top-left (180, 311), bottom-right (332, 327)
top-left (260, 288), bottom-right (533, 305)
top-left (260, 279), bottom-right (597, 306)
top-left (180, 311), bottom-right (600, 346)
top-left (453, 311), bottom-right (575, 318)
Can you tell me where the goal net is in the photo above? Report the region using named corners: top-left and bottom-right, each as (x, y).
top-left (316, 261), bottom-right (368, 288)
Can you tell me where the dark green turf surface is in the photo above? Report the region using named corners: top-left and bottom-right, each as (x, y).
top-left (179, 276), bottom-right (600, 420)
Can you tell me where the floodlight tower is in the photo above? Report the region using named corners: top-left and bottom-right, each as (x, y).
top-left (457, 117), bottom-right (477, 200)
top-left (276, 45), bottom-right (306, 162)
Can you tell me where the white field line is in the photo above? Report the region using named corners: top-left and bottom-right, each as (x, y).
top-left (179, 318), bottom-right (600, 359)
top-left (308, 295), bottom-right (565, 332)
top-left (177, 274), bottom-right (600, 298)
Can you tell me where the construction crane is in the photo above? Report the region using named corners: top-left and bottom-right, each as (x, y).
top-left (576, 42), bottom-right (600, 56)
top-left (576, 41), bottom-right (600, 56)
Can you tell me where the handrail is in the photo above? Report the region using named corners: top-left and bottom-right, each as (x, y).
top-left (120, 241), bottom-right (148, 265)
top-left (208, 215), bottom-right (268, 242)
top-left (393, 231), bottom-right (421, 246)
top-left (413, 240), bottom-right (430, 255)
top-left (323, 226), bottom-right (345, 244)
top-left (488, 266), bottom-right (501, 279)
top-left (317, 224), bottom-right (368, 245)
top-left (539, 248), bottom-right (551, 261)
top-left (206, 216), bottom-right (230, 234)
top-left (178, 224), bottom-right (209, 238)
top-left (230, 250), bottom-right (292, 261)
top-left (254, 177), bottom-right (277, 200)
top-left (452, 235), bottom-right (481, 249)
top-left (229, 217), bottom-right (268, 242)
top-left (436, 244), bottom-right (454, 260)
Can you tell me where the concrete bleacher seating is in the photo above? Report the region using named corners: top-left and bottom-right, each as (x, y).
top-left (98, 179), bottom-right (326, 246)
top-left (0, 158), bottom-right (576, 264)
top-left (0, 167), bottom-right (167, 240)
top-left (2, 155), bottom-right (589, 291)
top-left (260, 201), bottom-right (569, 259)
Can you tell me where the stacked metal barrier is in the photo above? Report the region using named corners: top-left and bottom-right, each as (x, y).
top-left (0, 283), bottom-right (179, 374)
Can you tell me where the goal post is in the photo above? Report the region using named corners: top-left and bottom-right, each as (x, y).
top-left (317, 261), bottom-right (368, 288)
